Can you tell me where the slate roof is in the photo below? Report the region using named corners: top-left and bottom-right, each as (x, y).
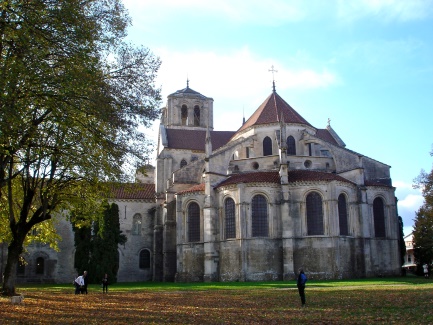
top-left (236, 91), bottom-right (312, 133)
top-left (110, 183), bottom-right (155, 200)
top-left (169, 85), bottom-right (208, 100)
top-left (166, 129), bottom-right (235, 151)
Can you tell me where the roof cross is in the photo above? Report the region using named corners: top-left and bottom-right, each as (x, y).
top-left (269, 65), bottom-right (278, 92)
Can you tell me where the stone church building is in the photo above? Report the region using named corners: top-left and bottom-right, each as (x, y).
top-left (1, 82), bottom-right (401, 283)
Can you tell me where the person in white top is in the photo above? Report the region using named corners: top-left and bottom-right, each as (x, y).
top-left (74, 275), bottom-right (85, 294)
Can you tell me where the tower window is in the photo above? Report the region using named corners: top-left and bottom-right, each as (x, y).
top-left (181, 105), bottom-right (188, 125)
top-left (194, 105), bottom-right (200, 126)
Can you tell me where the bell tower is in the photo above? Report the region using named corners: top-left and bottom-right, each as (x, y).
top-left (163, 80), bottom-right (214, 130)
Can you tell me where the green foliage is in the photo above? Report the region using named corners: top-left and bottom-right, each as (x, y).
top-left (0, 0), bottom-right (160, 295)
top-left (413, 148), bottom-right (433, 272)
top-left (74, 203), bottom-right (126, 283)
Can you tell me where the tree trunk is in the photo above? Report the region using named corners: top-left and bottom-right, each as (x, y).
top-left (1, 239), bottom-right (24, 296)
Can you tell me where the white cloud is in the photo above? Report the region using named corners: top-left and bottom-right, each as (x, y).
top-left (155, 47), bottom-right (338, 100)
top-left (337, 0), bottom-right (433, 22)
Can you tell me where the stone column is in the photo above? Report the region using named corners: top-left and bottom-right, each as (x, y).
top-left (281, 185), bottom-right (294, 280)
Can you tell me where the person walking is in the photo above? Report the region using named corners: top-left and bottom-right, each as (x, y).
top-left (297, 268), bottom-right (308, 307)
top-left (102, 273), bottom-right (109, 293)
top-left (423, 264), bottom-right (429, 278)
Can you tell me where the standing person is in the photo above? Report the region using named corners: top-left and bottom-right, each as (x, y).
top-left (297, 268), bottom-right (308, 307)
top-left (74, 274), bottom-right (84, 295)
top-left (102, 273), bottom-right (109, 293)
top-left (82, 270), bottom-right (88, 294)
top-left (423, 264), bottom-right (429, 278)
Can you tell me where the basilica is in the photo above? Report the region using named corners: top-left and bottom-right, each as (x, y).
top-left (4, 81), bottom-right (401, 283)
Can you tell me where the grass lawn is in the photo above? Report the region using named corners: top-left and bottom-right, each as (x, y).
top-left (1, 277), bottom-right (432, 324)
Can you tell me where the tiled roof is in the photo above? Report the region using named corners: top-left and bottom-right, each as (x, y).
top-left (236, 92), bottom-right (312, 133)
top-left (110, 183), bottom-right (155, 200)
top-left (216, 171), bottom-right (281, 188)
top-left (215, 170), bottom-right (354, 189)
top-left (166, 129), bottom-right (235, 151)
top-left (287, 170), bottom-right (355, 184)
top-left (177, 183), bottom-right (205, 194)
top-left (316, 129), bottom-right (339, 146)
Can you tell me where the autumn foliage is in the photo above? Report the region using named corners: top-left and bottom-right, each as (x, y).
top-left (1, 279), bottom-right (432, 324)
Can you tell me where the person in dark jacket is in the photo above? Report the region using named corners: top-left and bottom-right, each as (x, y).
top-left (297, 268), bottom-right (307, 306)
top-left (102, 273), bottom-right (109, 293)
top-left (82, 270), bottom-right (88, 294)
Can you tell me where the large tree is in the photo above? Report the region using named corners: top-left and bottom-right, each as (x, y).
top-left (413, 148), bottom-right (433, 274)
top-left (0, 0), bottom-right (160, 295)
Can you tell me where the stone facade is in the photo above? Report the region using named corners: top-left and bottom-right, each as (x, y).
top-left (1, 82), bottom-right (401, 283)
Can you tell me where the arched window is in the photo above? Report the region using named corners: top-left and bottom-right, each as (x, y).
top-left (252, 194), bottom-right (268, 237)
top-left (224, 198), bottom-right (236, 239)
top-left (306, 192), bottom-right (323, 235)
top-left (180, 159), bottom-right (187, 168)
top-left (373, 197), bottom-right (386, 237)
top-left (287, 136), bottom-right (296, 155)
top-left (35, 257), bottom-right (44, 275)
top-left (263, 136), bottom-right (272, 156)
top-left (132, 213), bottom-right (142, 235)
top-left (181, 105), bottom-right (188, 125)
top-left (194, 105), bottom-right (200, 126)
top-left (188, 202), bottom-right (200, 242)
top-left (139, 249), bottom-right (151, 269)
top-left (338, 194), bottom-right (349, 236)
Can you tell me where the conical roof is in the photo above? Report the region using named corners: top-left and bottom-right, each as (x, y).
top-left (237, 91), bottom-right (312, 133)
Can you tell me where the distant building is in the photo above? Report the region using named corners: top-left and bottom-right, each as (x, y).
top-left (7, 81), bottom-right (401, 283)
top-left (403, 233), bottom-right (416, 272)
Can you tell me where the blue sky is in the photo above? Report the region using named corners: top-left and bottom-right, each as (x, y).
top-left (122, 0), bottom-right (433, 236)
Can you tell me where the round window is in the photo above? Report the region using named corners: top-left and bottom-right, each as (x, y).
top-left (304, 160), bottom-right (312, 168)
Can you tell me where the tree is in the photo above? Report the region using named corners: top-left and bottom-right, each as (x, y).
top-left (74, 202), bottom-right (126, 284)
top-left (0, 0), bottom-right (160, 295)
top-left (413, 148), bottom-right (433, 275)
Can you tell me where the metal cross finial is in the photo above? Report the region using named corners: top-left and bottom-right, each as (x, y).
top-left (187, 76), bottom-right (189, 88)
top-left (327, 118), bottom-right (331, 126)
top-left (269, 65), bottom-right (278, 92)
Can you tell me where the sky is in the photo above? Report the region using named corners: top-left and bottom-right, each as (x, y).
top-left (122, 0), bottom-right (433, 236)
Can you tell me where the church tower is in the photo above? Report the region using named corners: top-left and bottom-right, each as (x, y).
top-left (162, 80), bottom-right (214, 130)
